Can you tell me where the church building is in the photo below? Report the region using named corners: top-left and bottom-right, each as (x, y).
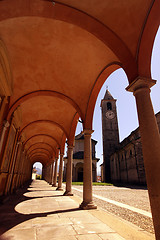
top-left (64, 132), bottom-right (99, 182)
top-left (101, 89), bottom-right (160, 185)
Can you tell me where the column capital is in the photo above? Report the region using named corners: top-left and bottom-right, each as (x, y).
top-left (82, 129), bottom-right (94, 136)
top-left (3, 120), bottom-right (10, 128)
top-left (67, 145), bottom-right (74, 150)
top-left (126, 77), bottom-right (156, 93)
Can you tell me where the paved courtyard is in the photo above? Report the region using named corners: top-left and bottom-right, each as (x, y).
top-left (72, 184), bottom-right (154, 234)
top-left (0, 180), bottom-right (155, 240)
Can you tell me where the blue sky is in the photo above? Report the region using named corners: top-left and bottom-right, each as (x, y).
top-left (34, 26), bottom-right (160, 174)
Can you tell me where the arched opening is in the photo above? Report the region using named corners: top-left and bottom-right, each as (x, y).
top-left (92, 68), bottom-right (139, 180)
top-left (32, 162), bottom-right (42, 180)
top-left (107, 102), bottom-right (112, 110)
top-left (151, 25), bottom-right (160, 113)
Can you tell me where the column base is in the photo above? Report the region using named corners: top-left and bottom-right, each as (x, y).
top-left (52, 184), bottom-right (57, 187)
top-left (79, 201), bottom-right (97, 210)
top-left (56, 187), bottom-right (63, 191)
top-left (63, 191), bottom-right (73, 196)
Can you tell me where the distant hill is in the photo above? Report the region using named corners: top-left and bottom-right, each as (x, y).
top-left (36, 167), bottom-right (42, 175)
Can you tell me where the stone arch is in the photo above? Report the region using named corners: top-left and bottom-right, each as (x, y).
top-left (23, 134), bottom-right (60, 148)
top-left (31, 157), bottom-right (47, 167)
top-left (28, 147), bottom-right (52, 155)
top-left (19, 120), bottom-right (69, 140)
top-left (29, 152), bottom-right (50, 160)
top-left (84, 63), bottom-right (123, 129)
top-left (138, 1), bottom-right (160, 77)
top-left (0, 39), bottom-right (13, 96)
top-left (0, 2), bottom-right (137, 81)
top-left (26, 142), bottom-right (56, 155)
top-left (7, 90), bottom-right (83, 121)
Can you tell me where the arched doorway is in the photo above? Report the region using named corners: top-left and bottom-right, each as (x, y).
top-left (75, 162), bottom-right (83, 182)
top-left (77, 167), bottom-right (83, 182)
top-left (32, 162), bottom-right (42, 180)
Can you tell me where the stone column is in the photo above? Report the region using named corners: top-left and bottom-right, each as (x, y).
top-left (53, 157), bottom-right (58, 187)
top-left (80, 129), bottom-right (97, 209)
top-left (57, 153), bottom-right (64, 191)
top-left (0, 120), bottom-right (10, 155)
top-left (64, 145), bottom-right (73, 196)
top-left (50, 160), bottom-right (54, 185)
top-left (49, 162), bottom-right (53, 185)
top-left (126, 77), bottom-right (160, 239)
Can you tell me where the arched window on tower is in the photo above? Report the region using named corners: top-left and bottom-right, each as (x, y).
top-left (107, 102), bottom-right (112, 110)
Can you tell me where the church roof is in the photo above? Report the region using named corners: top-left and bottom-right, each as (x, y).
top-left (103, 89), bottom-right (114, 100)
top-left (75, 132), bottom-right (97, 143)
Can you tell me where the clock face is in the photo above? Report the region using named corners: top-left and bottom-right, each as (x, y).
top-left (105, 111), bottom-right (115, 119)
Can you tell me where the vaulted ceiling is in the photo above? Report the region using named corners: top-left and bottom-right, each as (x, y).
top-left (0, 0), bottom-right (159, 166)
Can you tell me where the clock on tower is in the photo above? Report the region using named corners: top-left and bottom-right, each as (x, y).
top-left (100, 89), bottom-right (119, 183)
top-left (105, 111), bottom-right (115, 119)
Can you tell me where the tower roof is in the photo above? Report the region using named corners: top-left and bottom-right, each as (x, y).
top-left (103, 89), bottom-right (114, 100)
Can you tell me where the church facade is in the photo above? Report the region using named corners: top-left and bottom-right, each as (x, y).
top-left (101, 89), bottom-right (160, 185)
top-left (64, 133), bottom-right (99, 182)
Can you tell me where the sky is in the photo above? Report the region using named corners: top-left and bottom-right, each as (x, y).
top-left (34, 26), bottom-right (160, 174)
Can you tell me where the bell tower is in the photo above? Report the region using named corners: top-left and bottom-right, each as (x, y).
top-left (101, 89), bottom-right (119, 183)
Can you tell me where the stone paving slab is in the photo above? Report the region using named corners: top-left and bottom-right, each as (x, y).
top-left (0, 180), bottom-right (154, 240)
top-left (72, 223), bottom-right (114, 234)
top-left (2, 227), bottom-right (36, 240)
top-left (36, 225), bottom-right (77, 239)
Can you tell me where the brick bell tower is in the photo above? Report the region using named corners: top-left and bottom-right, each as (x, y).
top-left (101, 89), bottom-right (119, 183)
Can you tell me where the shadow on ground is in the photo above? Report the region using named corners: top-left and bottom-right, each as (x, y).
top-left (0, 180), bottom-right (80, 235)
